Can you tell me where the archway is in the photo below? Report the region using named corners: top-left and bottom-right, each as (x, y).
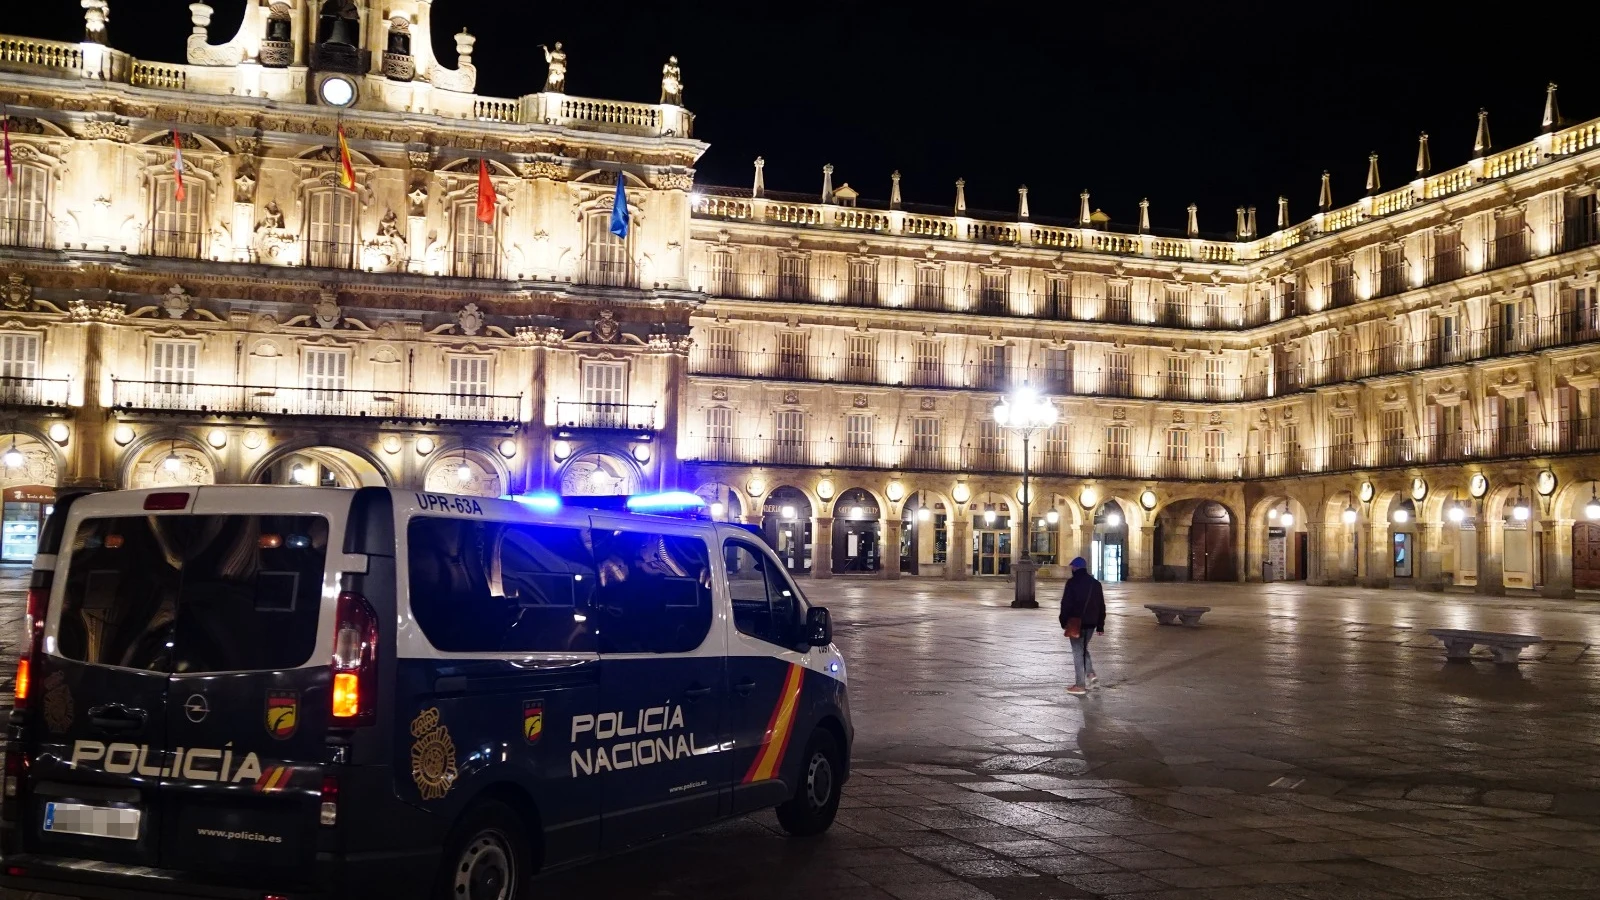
top-left (1385, 497), bottom-right (1418, 581)
top-left (559, 450), bottom-right (639, 496)
top-left (900, 490), bottom-right (951, 576)
top-left (970, 492), bottom-right (1013, 576)
top-left (761, 486), bottom-right (812, 574)
top-left (1562, 481), bottom-right (1600, 589)
top-left (128, 439), bottom-right (217, 489)
top-left (1188, 501), bottom-right (1236, 581)
top-left (1091, 499), bottom-right (1129, 583)
top-left (256, 445), bottom-right (385, 487)
top-left (423, 449), bottom-right (505, 498)
top-left (1489, 483), bottom-right (1539, 590)
top-left (1249, 495), bottom-right (1310, 582)
top-left (0, 433), bottom-right (61, 562)
top-left (832, 487), bottom-right (881, 574)
top-left (694, 482), bottom-right (744, 522)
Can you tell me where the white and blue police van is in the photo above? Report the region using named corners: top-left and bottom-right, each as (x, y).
top-left (0, 485), bottom-right (851, 900)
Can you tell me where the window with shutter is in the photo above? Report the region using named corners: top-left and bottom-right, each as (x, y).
top-left (1166, 428), bottom-right (1189, 461)
top-left (777, 331), bottom-right (807, 379)
top-left (848, 259), bottom-right (878, 306)
top-left (847, 335), bottom-right (876, 381)
top-left (452, 201), bottom-right (499, 278)
top-left (0, 164), bottom-right (49, 249)
top-left (151, 177), bottom-right (204, 259)
top-left (914, 266), bottom-right (944, 311)
top-left (584, 210), bottom-right (633, 287)
top-left (914, 339), bottom-right (941, 386)
top-left (910, 417), bottom-right (941, 468)
top-left (1165, 356), bottom-right (1191, 398)
top-left (448, 356), bottom-right (490, 409)
top-left (1205, 357), bottom-right (1227, 399)
top-left (1106, 280), bottom-right (1131, 323)
top-left (1204, 430), bottom-right (1225, 463)
top-left (581, 361), bottom-right (627, 426)
top-left (709, 251), bottom-right (736, 296)
top-left (705, 407), bottom-right (733, 455)
top-left (150, 341), bottom-right (199, 396)
top-left (306, 189), bottom-right (356, 268)
top-left (1044, 347), bottom-right (1071, 392)
top-left (1106, 351), bottom-right (1131, 395)
top-left (0, 333), bottom-right (39, 382)
top-left (778, 256), bottom-right (808, 300)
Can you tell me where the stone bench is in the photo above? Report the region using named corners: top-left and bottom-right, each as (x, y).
top-left (1145, 604), bottom-right (1211, 627)
top-left (1426, 628), bottom-right (1542, 665)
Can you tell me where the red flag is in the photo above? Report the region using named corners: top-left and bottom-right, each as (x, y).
top-left (476, 159), bottom-right (495, 224)
top-left (336, 126), bottom-right (356, 189)
top-left (2, 117), bottom-right (12, 184)
top-left (171, 130), bottom-right (186, 202)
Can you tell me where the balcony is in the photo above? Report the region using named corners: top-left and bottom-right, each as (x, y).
top-left (111, 380), bottom-right (520, 424)
top-left (581, 260), bottom-right (637, 289)
top-left (553, 401), bottom-right (656, 430)
top-left (0, 376), bottom-right (70, 409)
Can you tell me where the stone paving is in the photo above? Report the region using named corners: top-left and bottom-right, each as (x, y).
top-left (6, 570), bottom-right (1600, 897)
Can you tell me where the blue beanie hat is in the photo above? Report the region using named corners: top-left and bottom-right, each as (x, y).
top-left (1070, 557), bottom-right (1088, 569)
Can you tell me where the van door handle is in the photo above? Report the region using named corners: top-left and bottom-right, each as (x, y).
top-left (734, 678), bottom-right (756, 697)
top-left (87, 705), bottom-right (146, 733)
top-left (684, 685), bottom-right (713, 700)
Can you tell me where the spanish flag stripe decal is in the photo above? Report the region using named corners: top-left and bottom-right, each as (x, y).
top-left (743, 663), bottom-right (805, 784)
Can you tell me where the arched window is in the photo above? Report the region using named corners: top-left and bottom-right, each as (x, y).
top-left (451, 200), bottom-right (499, 278)
top-left (584, 208), bottom-right (633, 287)
top-left (150, 176), bottom-right (205, 259)
top-left (305, 187), bottom-right (356, 269)
top-left (0, 163), bottom-right (49, 249)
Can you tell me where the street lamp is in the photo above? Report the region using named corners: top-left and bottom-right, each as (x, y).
top-left (1587, 486), bottom-right (1600, 520)
top-left (993, 387), bottom-right (1058, 608)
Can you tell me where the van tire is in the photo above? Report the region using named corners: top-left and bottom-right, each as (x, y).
top-left (775, 728), bottom-right (842, 837)
top-left (435, 800), bottom-right (534, 900)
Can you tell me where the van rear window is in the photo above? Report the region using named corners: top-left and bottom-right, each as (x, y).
top-left (57, 515), bottom-right (330, 673)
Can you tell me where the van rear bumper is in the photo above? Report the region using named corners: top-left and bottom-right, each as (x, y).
top-left (0, 848), bottom-right (439, 900)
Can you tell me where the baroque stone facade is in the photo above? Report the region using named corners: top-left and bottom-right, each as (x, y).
top-left (0, 3), bottom-right (1597, 595)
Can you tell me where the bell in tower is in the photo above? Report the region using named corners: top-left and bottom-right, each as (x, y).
top-left (311, 0), bottom-right (368, 75)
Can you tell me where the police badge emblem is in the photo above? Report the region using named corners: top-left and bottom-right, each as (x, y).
top-left (41, 671), bottom-right (72, 734)
top-left (265, 690), bottom-right (298, 739)
top-left (409, 707), bottom-right (458, 801)
top-left (523, 700), bottom-right (543, 745)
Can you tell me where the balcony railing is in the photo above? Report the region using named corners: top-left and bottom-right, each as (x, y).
top-left (581, 260), bottom-right (637, 289)
top-left (1243, 420), bottom-right (1600, 478)
top-left (111, 380), bottom-right (520, 423)
top-left (0, 376), bottom-right (71, 409)
top-left (451, 248), bottom-right (502, 280)
top-left (553, 401), bottom-right (656, 430)
top-left (0, 215), bottom-right (49, 250)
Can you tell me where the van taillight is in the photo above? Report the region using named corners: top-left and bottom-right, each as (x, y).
top-left (330, 591), bottom-right (378, 727)
top-left (143, 492), bottom-right (190, 511)
top-left (13, 588), bottom-right (46, 710)
top-left (5, 746), bottom-right (32, 817)
top-left (319, 775), bottom-right (339, 826)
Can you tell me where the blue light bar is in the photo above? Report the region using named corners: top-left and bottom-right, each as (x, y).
top-left (625, 491), bottom-right (707, 513)
top-left (507, 492), bottom-right (562, 513)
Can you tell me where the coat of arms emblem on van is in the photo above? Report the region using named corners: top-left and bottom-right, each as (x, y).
top-left (265, 690), bottom-right (298, 740)
top-left (42, 671), bottom-right (72, 734)
top-left (523, 700), bottom-right (543, 745)
top-left (409, 707), bottom-right (458, 801)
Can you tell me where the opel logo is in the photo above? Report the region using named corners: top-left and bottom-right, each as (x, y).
top-left (183, 694), bottom-right (210, 723)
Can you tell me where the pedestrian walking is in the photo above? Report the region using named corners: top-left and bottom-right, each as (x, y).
top-left (1060, 557), bottom-right (1107, 695)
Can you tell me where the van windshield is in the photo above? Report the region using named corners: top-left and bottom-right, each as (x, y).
top-left (56, 515), bottom-right (330, 673)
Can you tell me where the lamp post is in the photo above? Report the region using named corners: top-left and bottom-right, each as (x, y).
top-left (994, 387), bottom-right (1057, 609)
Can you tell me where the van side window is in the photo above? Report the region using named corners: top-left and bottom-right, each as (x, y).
top-left (407, 518), bottom-right (596, 653)
top-left (591, 529), bottom-right (713, 654)
top-left (724, 540), bottom-right (801, 648)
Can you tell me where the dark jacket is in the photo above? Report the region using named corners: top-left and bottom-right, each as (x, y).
top-left (1059, 569), bottom-right (1107, 634)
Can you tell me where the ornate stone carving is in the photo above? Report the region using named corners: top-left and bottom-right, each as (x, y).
top-left (853, 394), bottom-right (869, 409)
top-left (1112, 407), bottom-right (1126, 420)
top-left (783, 390), bottom-right (800, 405)
top-left (3, 274), bottom-right (32, 311)
top-left (233, 162), bottom-right (257, 203)
top-left (456, 303), bottom-right (483, 336)
top-left (711, 387), bottom-right (729, 402)
top-left (407, 184), bottom-right (429, 217)
top-left (541, 41), bottom-right (567, 92)
top-left (429, 30), bottom-right (478, 93)
top-left (79, 119), bottom-right (131, 142)
top-left (590, 309), bottom-right (620, 343)
top-left (160, 284), bottom-right (193, 319)
top-left (68, 300), bottom-right (123, 322)
top-left (382, 52), bottom-right (416, 81)
top-left (654, 171), bottom-right (693, 191)
top-left (660, 56), bottom-right (682, 105)
top-left (1172, 410), bottom-right (1186, 423)
top-left (920, 397), bottom-right (936, 411)
top-left (377, 208), bottom-right (402, 238)
top-left (522, 160), bottom-right (567, 181)
top-left (1209, 411), bottom-right (1222, 425)
top-left (314, 291), bottom-right (342, 329)
top-left (257, 200), bottom-right (285, 231)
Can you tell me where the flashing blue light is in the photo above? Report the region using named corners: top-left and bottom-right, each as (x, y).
top-left (507, 492), bottom-right (562, 513)
top-left (625, 491), bottom-right (708, 513)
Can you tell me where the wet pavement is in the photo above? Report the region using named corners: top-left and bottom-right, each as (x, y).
top-left (5, 572), bottom-right (1600, 898)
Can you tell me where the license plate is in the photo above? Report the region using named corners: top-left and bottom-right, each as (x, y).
top-left (42, 802), bottom-right (140, 841)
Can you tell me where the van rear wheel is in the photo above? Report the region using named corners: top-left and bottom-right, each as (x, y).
top-left (437, 800), bottom-right (533, 900)
top-left (775, 729), bottom-right (842, 837)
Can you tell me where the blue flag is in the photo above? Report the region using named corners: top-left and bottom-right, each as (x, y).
top-left (609, 174), bottom-right (629, 239)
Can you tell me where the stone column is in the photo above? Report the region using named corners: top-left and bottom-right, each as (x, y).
top-left (1416, 522), bottom-right (1445, 592)
top-left (812, 516), bottom-right (833, 579)
top-left (1363, 524), bottom-right (1391, 588)
top-left (1475, 518), bottom-right (1506, 596)
top-left (1542, 519), bottom-right (1575, 598)
top-left (1129, 525), bottom-right (1155, 581)
top-left (947, 517), bottom-right (971, 580)
top-left (1305, 524), bottom-right (1327, 585)
top-left (65, 319), bottom-right (113, 488)
top-left (657, 344), bottom-right (686, 491)
top-left (882, 517), bottom-right (902, 580)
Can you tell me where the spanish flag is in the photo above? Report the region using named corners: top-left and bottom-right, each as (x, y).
top-left (476, 159), bottom-right (495, 224)
top-left (336, 125), bottom-right (356, 189)
top-left (171, 130), bottom-right (185, 202)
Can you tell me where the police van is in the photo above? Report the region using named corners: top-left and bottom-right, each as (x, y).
top-left (0, 486), bottom-right (851, 900)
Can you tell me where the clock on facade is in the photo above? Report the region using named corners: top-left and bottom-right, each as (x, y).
top-left (319, 75), bottom-right (356, 107)
top-left (1470, 473), bottom-right (1489, 498)
top-left (1411, 477), bottom-right (1427, 501)
top-left (1537, 469), bottom-right (1557, 496)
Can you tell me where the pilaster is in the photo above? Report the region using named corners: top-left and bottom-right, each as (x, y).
top-left (812, 516), bottom-right (834, 579)
top-left (1542, 519), bottom-right (1575, 598)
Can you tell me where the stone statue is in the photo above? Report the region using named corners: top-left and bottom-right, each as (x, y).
top-left (257, 200), bottom-right (285, 231)
top-left (541, 42), bottom-right (567, 92)
top-left (660, 56), bottom-right (682, 105)
top-left (318, 0), bottom-right (360, 46)
top-left (377, 208), bottom-right (402, 238)
top-left (82, 1), bottom-right (109, 42)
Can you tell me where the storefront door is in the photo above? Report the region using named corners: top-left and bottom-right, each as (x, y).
top-left (972, 528), bottom-right (1011, 576)
top-left (1, 485), bottom-right (55, 563)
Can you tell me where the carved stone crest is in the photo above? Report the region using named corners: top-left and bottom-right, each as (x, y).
top-left (1172, 410), bottom-right (1185, 423)
top-left (1209, 411), bottom-right (1221, 425)
top-left (783, 390), bottom-right (799, 405)
top-left (711, 387), bottom-right (729, 402)
top-left (456, 303), bottom-right (483, 336)
top-left (3, 273), bottom-right (32, 311)
top-left (920, 397), bottom-right (936, 411)
top-left (234, 163), bottom-right (257, 203)
top-left (591, 309), bottom-right (621, 343)
top-left (1112, 407), bottom-right (1126, 420)
top-left (852, 394), bottom-right (869, 409)
top-left (160, 284), bottom-right (192, 319)
top-left (314, 291), bottom-right (342, 329)
top-left (1502, 370), bottom-right (1519, 385)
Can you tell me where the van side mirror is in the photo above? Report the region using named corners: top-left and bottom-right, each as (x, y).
top-left (804, 606), bottom-right (832, 647)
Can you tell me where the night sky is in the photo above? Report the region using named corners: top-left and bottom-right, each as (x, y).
top-left (11, 2), bottom-right (1600, 235)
